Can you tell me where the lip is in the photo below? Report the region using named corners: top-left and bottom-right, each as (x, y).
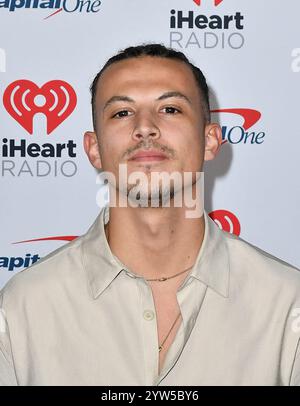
top-left (129, 150), bottom-right (168, 162)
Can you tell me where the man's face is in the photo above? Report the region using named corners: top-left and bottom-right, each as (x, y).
top-left (85, 56), bottom-right (221, 204)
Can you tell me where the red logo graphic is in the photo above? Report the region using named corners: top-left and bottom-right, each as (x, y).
top-left (13, 235), bottom-right (77, 244)
top-left (211, 108), bottom-right (262, 145)
top-left (3, 80), bottom-right (77, 134)
top-left (194, 0), bottom-right (223, 6)
top-left (211, 108), bottom-right (261, 131)
top-left (209, 209), bottom-right (241, 236)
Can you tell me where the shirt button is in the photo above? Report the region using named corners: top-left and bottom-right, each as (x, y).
top-left (143, 310), bottom-right (155, 321)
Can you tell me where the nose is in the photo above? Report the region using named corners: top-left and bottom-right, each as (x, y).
top-left (131, 111), bottom-right (161, 142)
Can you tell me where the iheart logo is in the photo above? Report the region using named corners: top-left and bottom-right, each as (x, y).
top-left (193, 0), bottom-right (223, 6)
top-left (209, 209), bottom-right (241, 236)
top-left (3, 80), bottom-right (77, 134)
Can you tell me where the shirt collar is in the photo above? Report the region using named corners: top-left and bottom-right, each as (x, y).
top-left (81, 205), bottom-right (230, 300)
top-left (188, 210), bottom-right (230, 298)
top-left (81, 205), bottom-right (122, 299)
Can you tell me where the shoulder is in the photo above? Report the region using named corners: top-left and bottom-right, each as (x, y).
top-left (221, 230), bottom-right (300, 380)
top-left (222, 229), bottom-right (300, 298)
top-left (0, 232), bottom-right (86, 309)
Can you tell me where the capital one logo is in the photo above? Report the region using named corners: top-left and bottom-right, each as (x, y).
top-left (211, 108), bottom-right (265, 145)
top-left (193, 0), bottom-right (224, 6)
top-left (3, 80), bottom-right (77, 134)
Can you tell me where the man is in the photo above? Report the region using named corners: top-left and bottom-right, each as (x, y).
top-left (0, 43), bottom-right (300, 386)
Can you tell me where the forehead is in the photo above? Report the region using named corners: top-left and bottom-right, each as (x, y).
top-left (95, 56), bottom-right (200, 104)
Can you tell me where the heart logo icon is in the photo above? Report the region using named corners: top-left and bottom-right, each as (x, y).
top-left (3, 80), bottom-right (77, 134)
top-left (193, 0), bottom-right (223, 6)
top-left (209, 209), bottom-right (241, 236)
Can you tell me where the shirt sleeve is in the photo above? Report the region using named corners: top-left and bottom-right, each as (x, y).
top-left (0, 292), bottom-right (18, 386)
top-left (290, 339), bottom-right (300, 386)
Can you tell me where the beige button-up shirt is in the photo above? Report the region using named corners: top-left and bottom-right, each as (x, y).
top-left (0, 205), bottom-right (300, 386)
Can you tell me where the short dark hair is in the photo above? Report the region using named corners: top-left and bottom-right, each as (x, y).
top-left (90, 43), bottom-right (210, 130)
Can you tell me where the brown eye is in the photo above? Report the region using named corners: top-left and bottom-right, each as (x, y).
top-left (112, 110), bottom-right (131, 118)
top-left (163, 107), bottom-right (181, 114)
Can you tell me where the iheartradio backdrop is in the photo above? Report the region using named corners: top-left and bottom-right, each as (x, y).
top-left (0, 0), bottom-right (299, 289)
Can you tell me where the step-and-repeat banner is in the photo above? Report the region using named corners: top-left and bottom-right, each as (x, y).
top-left (1, 0), bottom-right (299, 289)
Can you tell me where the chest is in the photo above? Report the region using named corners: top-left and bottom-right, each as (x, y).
top-left (150, 289), bottom-right (183, 374)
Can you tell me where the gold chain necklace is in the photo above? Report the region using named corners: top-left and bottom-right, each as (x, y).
top-left (105, 224), bottom-right (194, 283)
top-left (158, 312), bottom-right (182, 352)
top-left (145, 265), bottom-right (193, 282)
top-left (106, 224), bottom-right (187, 352)
top-left (146, 266), bottom-right (192, 352)
top-left (145, 266), bottom-right (193, 351)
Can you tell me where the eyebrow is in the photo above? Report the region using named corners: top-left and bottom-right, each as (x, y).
top-left (102, 91), bottom-right (192, 111)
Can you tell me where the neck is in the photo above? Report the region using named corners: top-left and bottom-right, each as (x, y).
top-left (104, 204), bottom-right (205, 281)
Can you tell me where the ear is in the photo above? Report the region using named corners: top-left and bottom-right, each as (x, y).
top-left (204, 123), bottom-right (222, 161)
top-left (83, 131), bottom-right (102, 170)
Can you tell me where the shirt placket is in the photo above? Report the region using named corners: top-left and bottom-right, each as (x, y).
top-left (137, 277), bottom-right (159, 385)
top-left (157, 279), bottom-right (208, 385)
